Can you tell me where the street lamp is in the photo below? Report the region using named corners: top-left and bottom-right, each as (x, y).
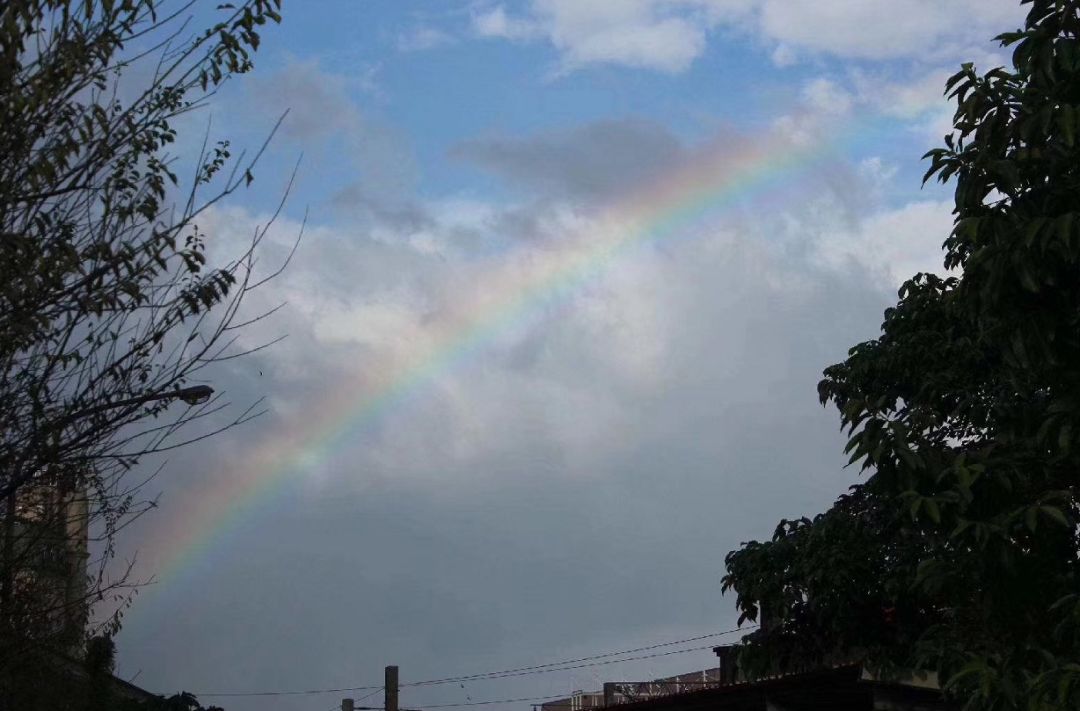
top-left (0, 384), bottom-right (216, 501)
top-left (175, 384), bottom-right (214, 405)
top-left (0, 383), bottom-right (218, 627)
top-left (62, 384), bottom-right (215, 424)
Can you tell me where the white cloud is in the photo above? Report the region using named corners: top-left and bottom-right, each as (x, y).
top-left (858, 156), bottom-right (899, 195)
top-left (189, 118), bottom-right (951, 501)
top-left (472, 5), bottom-right (543, 41)
top-left (770, 42), bottom-right (796, 67)
top-left (544, 10), bottom-right (706, 74)
top-left (758, 0), bottom-right (1020, 62)
top-left (810, 199), bottom-right (954, 286)
top-left (854, 68), bottom-right (958, 145)
top-left (397, 25), bottom-right (456, 52)
top-left (801, 77), bottom-right (854, 116)
top-left (472, 0), bottom-right (716, 73)
top-left (769, 68), bottom-right (962, 150)
top-left (174, 190), bottom-right (891, 498)
top-left (469, 0), bottom-right (1025, 74)
top-left (853, 68), bottom-right (953, 119)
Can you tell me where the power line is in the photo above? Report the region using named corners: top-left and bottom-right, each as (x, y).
top-left (201, 683), bottom-right (382, 698)
top-left (408, 642), bottom-right (751, 710)
top-left (426, 643), bottom-right (722, 683)
top-left (194, 627), bottom-right (752, 698)
top-left (406, 627), bottom-right (751, 687)
top-left (356, 687), bottom-right (387, 703)
top-left (423, 695), bottom-right (569, 708)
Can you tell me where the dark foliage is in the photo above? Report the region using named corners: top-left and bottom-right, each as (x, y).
top-left (0, 0), bottom-right (293, 705)
top-left (723, 2), bottom-right (1080, 708)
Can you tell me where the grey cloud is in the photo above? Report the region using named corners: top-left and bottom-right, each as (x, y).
top-left (107, 104), bottom-right (929, 711)
top-left (249, 60), bottom-right (358, 141)
top-left (452, 119), bottom-right (686, 202)
top-left (330, 182), bottom-right (435, 234)
top-left (112, 192), bottom-right (895, 711)
top-left (246, 60), bottom-right (418, 207)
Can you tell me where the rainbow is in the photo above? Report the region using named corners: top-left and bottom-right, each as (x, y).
top-left (132, 116), bottom-right (854, 609)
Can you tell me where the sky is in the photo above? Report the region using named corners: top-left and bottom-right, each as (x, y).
top-left (110, 2), bottom-right (1026, 710)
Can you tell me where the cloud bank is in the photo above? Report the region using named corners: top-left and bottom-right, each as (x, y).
top-left (470, 0), bottom-right (1023, 73)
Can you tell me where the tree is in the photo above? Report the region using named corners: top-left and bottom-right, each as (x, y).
top-left (722, 1), bottom-right (1080, 709)
top-left (3, 633), bottom-right (226, 711)
top-left (0, 0), bottom-right (295, 698)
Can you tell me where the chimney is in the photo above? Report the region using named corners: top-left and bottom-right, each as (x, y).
top-left (712, 645), bottom-right (739, 686)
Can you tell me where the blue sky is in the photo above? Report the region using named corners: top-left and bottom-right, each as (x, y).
top-left (112, 2), bottom-right (1027, 710)
top-left (208, 0), bottom-right (990, 213)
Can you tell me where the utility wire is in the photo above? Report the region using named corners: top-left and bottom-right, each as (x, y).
top-left (423, 694), bottom-right (569, 708)
top-left (406, 642), bottom-right (758, 711)
top-left (195, 627), bottom-right (752, 698)
top-left (201, 683), bottom-right (382, 698)
top-left (421, 643), bottom-right (722, 683)
top-left (406, 627), bottom-right (751, 687)
top-left (356, 687), bottom-right (386, 703)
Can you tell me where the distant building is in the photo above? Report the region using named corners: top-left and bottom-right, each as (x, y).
top-left (540, 668), bottom-right (723, 711)
top-left (537, 645), bottom-right (953, 711)
top-left (592, 664), bottom-right (950, 711)
top-left (5, 473), bottom-right (168, 707)
top-left (540, 688), bottom-right (606, 711)
top-left (9, 472), bottom-right (90, 649)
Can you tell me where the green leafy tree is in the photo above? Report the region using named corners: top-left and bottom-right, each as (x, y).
top-left (0, 0), bottom-right (295, 702)
top-left (723, 1), bottom-right (1080, 708)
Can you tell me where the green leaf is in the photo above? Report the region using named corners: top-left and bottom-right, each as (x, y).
top-left (924, 498), bottom-right (941, 524)
top-left (1024, 217), bottom-right (1047, 247)
top-left (1040, 506), bottom-right (1070, 528)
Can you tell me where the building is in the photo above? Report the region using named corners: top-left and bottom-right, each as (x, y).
top-left (537, 645), bottom-right (953, 711)
top-left (540, 668), bottom-right (724, 711)
top-left (7, 472), bottom-right (91, 649)
top-left (594, 664), bottom-right (950, 711)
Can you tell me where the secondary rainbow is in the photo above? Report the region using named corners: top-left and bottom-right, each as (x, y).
top-left (137, 119), bottom-right (847, 597)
